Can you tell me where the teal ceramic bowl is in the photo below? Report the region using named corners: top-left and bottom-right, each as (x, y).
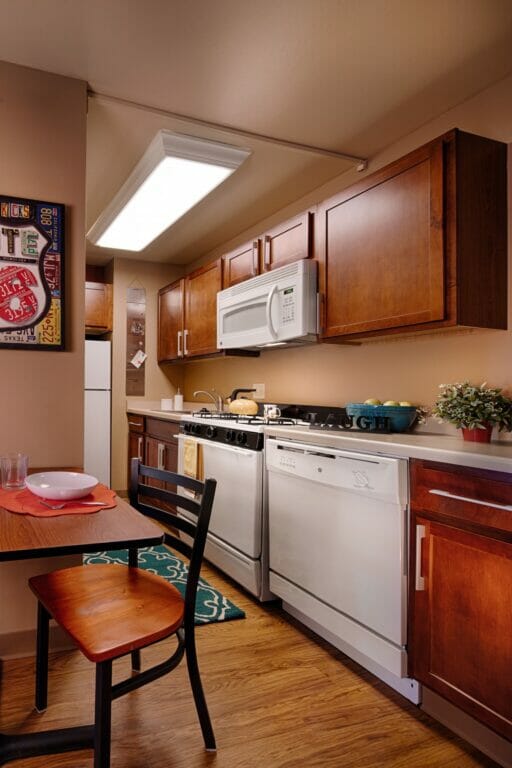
top-left (345, 403), bottom-right (418, 432)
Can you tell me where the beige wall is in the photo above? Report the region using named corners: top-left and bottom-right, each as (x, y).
top-left (0, 61), bottom-right (87, 465)
top-left (0, 61), bottom-right (87, 657)
top-left (184, 73), bottom-right (512, 414)
top-left (109, 258), bottom-right (184, 490)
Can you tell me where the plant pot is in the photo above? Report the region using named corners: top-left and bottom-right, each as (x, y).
top-left (461, 424), bottom-right (493, 443)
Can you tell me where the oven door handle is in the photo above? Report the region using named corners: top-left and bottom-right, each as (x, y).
top-left (177, 434), bottom-right (257, 455)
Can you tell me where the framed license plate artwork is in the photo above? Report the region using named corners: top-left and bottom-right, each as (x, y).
top-left (0, 194), bottom-right (65, 350)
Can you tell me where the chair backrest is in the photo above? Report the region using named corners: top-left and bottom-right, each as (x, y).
top-left (129, 458), bottom-right (216, 628)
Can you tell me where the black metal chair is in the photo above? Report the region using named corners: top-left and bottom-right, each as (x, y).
top-left (29, 458), bottom-right (217, 768)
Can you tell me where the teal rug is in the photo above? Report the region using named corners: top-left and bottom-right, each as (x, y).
top-left (84, 545), bottom-right (245, 625)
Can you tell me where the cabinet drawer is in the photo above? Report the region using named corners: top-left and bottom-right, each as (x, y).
top-left (127, 414), bottom-right (145, 433)
top-left (410, 459), bottom-right (512, 536)
top-left (145, 417), bottom-right (180, 442)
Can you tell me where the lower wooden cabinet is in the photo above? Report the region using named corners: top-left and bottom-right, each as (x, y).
top-left (143, 417), bottom-right (180, 509)
top-left (409, 459), bottom-right (512, 740)
top-left (127, 414), bottom-right (145, 488)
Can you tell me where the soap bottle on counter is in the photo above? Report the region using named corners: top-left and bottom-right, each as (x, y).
top-left (174, 388), bottom-right (183, 411)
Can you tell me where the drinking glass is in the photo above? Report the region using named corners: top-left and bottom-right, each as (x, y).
top-left (0, 453), bottom-right (28, 489)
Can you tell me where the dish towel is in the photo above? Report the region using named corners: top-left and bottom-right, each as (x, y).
top-left (183, 438), bottom-right (199, 478)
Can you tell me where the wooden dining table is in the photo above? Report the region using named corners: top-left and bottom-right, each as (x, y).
top-left (0, 494), bottom-right (164, 764)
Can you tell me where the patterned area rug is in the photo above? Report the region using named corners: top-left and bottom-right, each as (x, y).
top-left (84, 545), bottom-right (245, 624)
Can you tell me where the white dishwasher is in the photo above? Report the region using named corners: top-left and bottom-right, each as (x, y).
top-left (266, 437), bottom-right (420, 703)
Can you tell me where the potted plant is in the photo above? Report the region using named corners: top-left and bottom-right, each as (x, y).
top-left (432, 381), bottom-right (512, 442)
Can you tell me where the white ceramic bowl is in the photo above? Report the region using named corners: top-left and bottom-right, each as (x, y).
top-left (25, 472), bottom-right (99, 500)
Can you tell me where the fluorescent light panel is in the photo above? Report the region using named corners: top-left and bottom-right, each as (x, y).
top-left (87, 130), bottom-right (251, 252)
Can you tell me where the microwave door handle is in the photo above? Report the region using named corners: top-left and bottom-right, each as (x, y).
top-left (265, 284), bottom-right (279, 339)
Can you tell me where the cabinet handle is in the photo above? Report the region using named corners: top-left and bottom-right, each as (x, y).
top-left (429, 488), bottom-right (512, 512)
top-left (184, 329), bottom-right (189, 356)
top-left (128, 420), bottom-right (142, 427)
top-left (157, 443), bottom-right (165, 470)
top-left (177, 330), bottom-right (183, 357)
top-left (415, 524), bottom-right (426, 591)
top-left (137, 436), bottom-right (143, 461)
top-left (264, 235), bottom-right (271, 267)
top-left (252, 241), bottom-right (259, 274)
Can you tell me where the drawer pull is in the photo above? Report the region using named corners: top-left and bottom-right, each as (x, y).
top-left (415, 524), bottom-right (426, 591)
top-left (128, 420), bottom-right (142, 427)
top-left (157, 443), bottom-right (165, 470)
top-left (429, 489), bottom-right (512, 512)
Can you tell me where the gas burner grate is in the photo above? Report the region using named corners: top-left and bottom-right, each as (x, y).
top-left (193, 410), bottom-right (297, 426)
top-left (193, 410), bottom-right (261, 423)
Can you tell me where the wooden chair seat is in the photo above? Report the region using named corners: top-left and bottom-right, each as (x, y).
top-left (30, 563), bottom-right (185, 663)
top-left (28, 460), bottom-right (217, 768)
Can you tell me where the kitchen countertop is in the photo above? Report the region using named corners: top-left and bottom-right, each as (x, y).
top-left (127, 403), bottom-right (512, 473)
top-left (127, 402), bottom-right (199, 420)
top-left (263, 425), bottom-right (512, 473)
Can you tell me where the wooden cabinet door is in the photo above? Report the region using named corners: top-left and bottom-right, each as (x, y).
top-left (144, 434), bottom-right (178, 509)
top-left (184, 259), bottom-right (222, 357)
top-left (223, 240), bottom-right (260, 287)
top-left (85, 282), bottom-right (112, 333)
top-left (262, 211), bottom-right (314, 271)
top-left (410, 516), bottom-right (512, 739)
top-left (319, 140), bottom-right (445, 338)
top-left (158, 280), bottom-right (184, 362)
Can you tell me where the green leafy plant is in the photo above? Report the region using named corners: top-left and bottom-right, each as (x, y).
top-left (432, 381), bottom-right (512, 431)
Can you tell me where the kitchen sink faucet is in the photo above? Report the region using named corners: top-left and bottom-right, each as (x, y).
top-left (193, 389), bottom-right (223, 412)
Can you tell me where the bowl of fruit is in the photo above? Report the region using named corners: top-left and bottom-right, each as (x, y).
top-left (345, 399), bottom-right (419, 432)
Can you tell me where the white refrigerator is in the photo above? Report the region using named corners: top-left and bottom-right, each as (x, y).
top-left (84, 339), bottom-right (111, 486)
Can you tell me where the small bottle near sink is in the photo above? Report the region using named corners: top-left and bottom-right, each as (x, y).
top-left (174, 389), bottom-right (184, 411)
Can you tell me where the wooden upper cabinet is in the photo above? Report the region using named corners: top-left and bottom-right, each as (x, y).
top-left (223, 239), bottom-right (260, 288)
top-left (262, 210), bottom-right (314, 271)
top-left (184, 258), bottom-right (222, 357)
top-left (409, 460), bottom-right (512, 740)
top-left (319, 130), bottom-right (507, 341)
top-left (158, 279), bottom-right (184, 362)
top-left (85, 281), bottom-right (112, 334)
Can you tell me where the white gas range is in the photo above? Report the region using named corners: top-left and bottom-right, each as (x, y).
top-left (177, 410), bottom-right (306, 601)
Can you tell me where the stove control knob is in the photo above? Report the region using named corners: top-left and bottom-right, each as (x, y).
top-left (206, 426), bottom-right (217, 439)
top-left (226, 430), bottom-right (235, 443)
top-left (191, 424), bottom-right (202, 436)
top-left (236, 432), bottom-right (248, 446)
top-left (183, 423), bottom-right (191, 434)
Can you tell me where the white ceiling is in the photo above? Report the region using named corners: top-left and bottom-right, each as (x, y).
top-left (2, 0), bottom-right (512, 265)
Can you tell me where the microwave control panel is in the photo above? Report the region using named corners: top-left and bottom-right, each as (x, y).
top-left (281, 286), bottom-right (296, 325)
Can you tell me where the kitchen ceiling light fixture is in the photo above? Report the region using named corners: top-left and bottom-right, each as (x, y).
top-left (87, 130), bottom-right (252, 251)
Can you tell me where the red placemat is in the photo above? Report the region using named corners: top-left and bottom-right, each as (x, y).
top-left (0, 484), bottom-right (117, 517)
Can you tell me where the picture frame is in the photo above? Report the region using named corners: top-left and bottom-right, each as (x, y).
top-left (0, 194), bottom-right (65, 350)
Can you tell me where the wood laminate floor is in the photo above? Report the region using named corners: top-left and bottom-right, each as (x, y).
top-left (0, 559), bottom-right (504, 768)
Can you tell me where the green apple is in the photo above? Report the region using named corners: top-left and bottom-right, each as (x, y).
top-left (383, 400), bottom-right (400, 406)
top-left (399, 401), bottom-right (413, 407)
top-left (364, 398), bottom-right (382, 405)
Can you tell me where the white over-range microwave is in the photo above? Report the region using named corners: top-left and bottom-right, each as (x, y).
top-left (217, 259), bottom-right (318, 349)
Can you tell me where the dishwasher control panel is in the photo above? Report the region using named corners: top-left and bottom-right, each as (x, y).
top-left (266, 438), bottom-right (407, 505)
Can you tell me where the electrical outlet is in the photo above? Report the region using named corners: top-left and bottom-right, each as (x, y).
top-left (252, 383), bottom-right (265, 400)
